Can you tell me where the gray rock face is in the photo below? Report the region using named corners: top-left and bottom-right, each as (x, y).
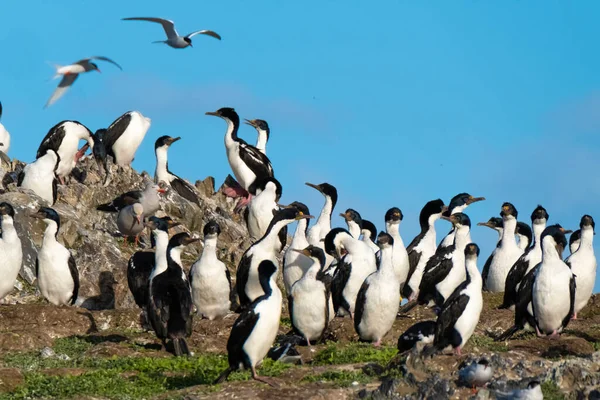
top-left (0, 157), bottom-right (253, 309)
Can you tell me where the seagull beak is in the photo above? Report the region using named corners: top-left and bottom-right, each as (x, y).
top-left (96, 68), bottom-right (102, 74)
top-left (136, 215), bottom-right (143, 225)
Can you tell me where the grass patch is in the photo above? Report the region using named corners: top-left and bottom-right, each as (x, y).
top-left (302, 370), bottom-right (372, 387)
top-left (280, 317), bottom-right (292, 329)
top-left (2, 342), bottom-right (294, 400)
top-left (467, 335), bottom-right (508, 353)
top-left (541, 381), bottom-right (565, 400)
top-left (312, 343), bottom-right (397, 366)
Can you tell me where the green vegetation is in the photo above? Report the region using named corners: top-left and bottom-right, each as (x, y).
top-left (302, 370), bottom-right (372, 387)
top-left (280, 317), bottom-right (292, 329)
top-left (1, 336), bottom-right (293, 400)
top-left (541, 381), bottom-right (565, 400)
top-left (467, 335), bottom-right (508, 353)
top-left (312, 342), bottom-right (397, 366)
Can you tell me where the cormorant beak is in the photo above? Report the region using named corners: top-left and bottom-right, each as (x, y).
top-left (561, 229), bottom-right (573, 234)
top-left (296, 213), bottom-right (314, 221)
top-left (291, 248), bottom-right (311, 257)
top-left (305, 182), bottom-right (322, 192)
top-left (477, 222), bottom-right (491, 228)
top-left (144, 221), bottom-right (157, 229)
top-left (468, 196), bottom-right (486, 204)
top-left (339, 212), bottom-right (351, 221)
top-left (167, 221), bottom-right (181, 229)
top-left (244, 119), bottom-right (257, 128)
top-left (441, 215), bottom-right (455, 223)
top-left (29, 212), bottom-right (45, 220)
top-left (183, 237), bottom-right (200, 245)
top-left (205, 111), bottom-right (220, 117)
top-left (168, 137), bottom-right (181, 145)
top-left (441, 205), bottom-right (449, 214)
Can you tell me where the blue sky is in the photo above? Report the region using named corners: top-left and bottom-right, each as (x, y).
top-left (2, 2), bottom-right (600, 291)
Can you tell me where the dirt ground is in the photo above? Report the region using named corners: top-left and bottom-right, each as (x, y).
top-left (0, 293), bottom-right (599, 399)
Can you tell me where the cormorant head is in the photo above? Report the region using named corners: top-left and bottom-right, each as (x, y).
top-left (248, 176), bottom-right (283, 200)
top-left (580, 214), bottom-right (595, 233)
top-left (340, 208), bottom-right (363, 229)
top-left (444, 193), bottom-right (485, 217)
top-left (267, 207), bottom-right (313, 233)
top-left (541, 224), bottom-right (572, 257)
top-left (385, 207), bottom-right (403, 224)
top-left (203, 220), bottom-right (221, 238)
top-left (500, 202), bottom-right (518, 219)
top-left (530, 205), bottom-right (549, 224)
top-left (477, 217), bottom-right (503, 231)
top-left (30, 207), bottom-right (61, 233)
top-left (168, 232), bottom-right (200, 249)
top-left (376, 231), bottom-right (394, 248)
top-left (145, 216), bottom-right (170, 232)
top-left (516, 222), bottom-right (533, 247)
top-left (205, 107), bottom-right (239, 125)
top-left (361, 220), bottom-right (377, 241)
top-left (324, 227), bottom-right (351, 259)
top-left (292, 245), bottom-right (326, 268)
top-left (305, 182), bottom-right (338, 208)
top-left (244, 119), bottom-right (270, 140)
top-left (465, 243), bottom-right (480, 259)
top-left (441, 212), bottom-right (471, 228)
top-left (0, 202), bottom-right (16, 219)
top-left (419, 199), bottom-right (447, 227)
top-left (154, 135), bottom-right (181, 150)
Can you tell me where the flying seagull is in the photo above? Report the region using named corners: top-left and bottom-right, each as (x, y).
top-left (45, 57), bottom-right (123, 108)
top-left (122, 17), bottom-right (221, 48)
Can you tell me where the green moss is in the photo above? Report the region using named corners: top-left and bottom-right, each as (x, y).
top-left (279, 317), bottom-right (292, 329)
top-left (312, 343), bottom-right (397, 366)
top-left (541, 381), bottom-right (565, 400)
top-left (52, 337), bottom-right (94, 358)
top-left (467, 335), bottom-right (508, 353)
top-left (302, 370), bottom-right (372, 387)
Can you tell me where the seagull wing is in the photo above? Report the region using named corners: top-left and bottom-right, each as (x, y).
top-left (186, 30), bottom-right (221, 40)
top-left (44, 73), bottom-right (79, 108)
top-left (76, 56), bottom-right (123, 71)
top-left (122, 17), bottom-right (179, 39)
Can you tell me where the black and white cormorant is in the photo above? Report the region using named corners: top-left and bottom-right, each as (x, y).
top-left (154, 136), bottom-right (201, 206)
top-left (384, 207), bottom-right (410, 285)
top-left (244, 119), bottom-right (270, 155)
top-left (0, 101), bottom-right (10, 161)
top-left (215, 260), bottom-right (282, 387)
top-left (288, 245), bottom-right (331, 345)
top-left (484, 203), bottom-right (524, 293)
top-left (402, 199), bottom-right (447, 300)
top-left (360, 219), bottom-right (379, 254)
top-left (325, 227), bottom-right (377, 318)
top-left (531, 225), bottom-right (575, 338)
top-left (0, 202), bottom-right (22, 300)
top-left (417, 213), bottom-right (472, 308)
top-left (18, 149), bottom-right (60, 204)
top-left (36, 120), bottom-right (94, 184)
top-left (438, 193), bottom-right (485, 250)
top-left (244, 177), bottom-right (284, 242)
top-left (340, 208), bottom-right (363, 239)
top-left (306, 182), bottom-right (338, 269)
top-left (354, 232), bottom-right (400, 346)
top-left (90, 129), bottom-right (110, 185)
top-left (189, 221), bottom-right (232, 320)
top-left (96, 181), bottom-right (166, 217)
top-left (148, 231), bottom-right (198, 356)
top-left (565, 215), bottom-right (596, 320)
top-left (478, 217), bottom-right (503, 291)
top-left (30, 207), bottom-right (79, 306)
top-left (102, 110), bottom-right (151, 168)
top-left (283, 201), bottom-right (312, 293)
top-left (127, 216), bottom-right (179, 327)
top-left (237, 207), bottom-right (313, 308)
top-left (397, 320), bottom-right (436, 353)
top-left (205, 108), bottom-right (274, 211)
top-left (422, 243), bottom-right (483, 357)
top-left (499, 205), bottom-right (549, 310)
top-left (570, 229), bottom-right (581, 254)
top-left (516, 221), bottom-right (533, 252)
